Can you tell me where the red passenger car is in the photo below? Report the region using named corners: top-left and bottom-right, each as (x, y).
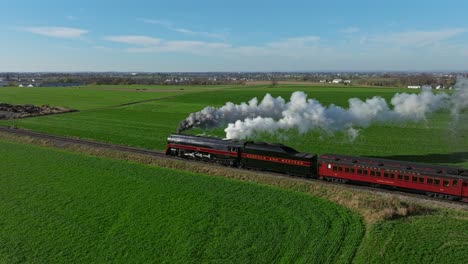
top-left (318, 154), bottom-right (468, 201)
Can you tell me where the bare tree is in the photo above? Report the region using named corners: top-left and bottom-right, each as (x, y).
top-left (271, 79), bottom-right (277, 87)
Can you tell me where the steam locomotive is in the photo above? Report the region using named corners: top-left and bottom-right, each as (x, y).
top-left (166, 134), bottom-right (468, 202)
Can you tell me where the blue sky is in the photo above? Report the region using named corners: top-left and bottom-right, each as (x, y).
top-left (2, 0), bottom-right (468, 72)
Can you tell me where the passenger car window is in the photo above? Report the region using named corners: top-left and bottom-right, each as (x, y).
top-left (427, 178), bottom-right (433, 184)
top-left (453, 180), bottom-right (458, 187)
top-left (404, 175), bottom-right (409, 181)
top-left (419, 177), bottom-right (424, 183)
top-left (349, 168), bottom-right (355, 173)
top-left (434, 179), bottom-right (440, 185)
top-left (443, 180), bottom-right (449, 187)
top-left (412, 176), bottom-right (418, 182)
top-left (390, 174), bottom-right (395, 179)
top-left (370, 171), bottom-right (375, 176)
top-left (333, 166), bottom-right (337, 171)
top-left (357, 169), bottom-right (363, 175)
top-left (398, 175), bottom-right (403, 180)
top-left (376, 171), bottom-right (381, 177)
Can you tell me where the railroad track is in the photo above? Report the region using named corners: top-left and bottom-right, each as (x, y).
top-left (0, 126), bottom-right (466, 209)
top-left (0, 126), bottom-right (166, 158)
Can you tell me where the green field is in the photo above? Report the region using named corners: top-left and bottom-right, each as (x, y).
top-left (1, 84), bottom-right (468, 263)
top-left (1, 85), bottom-right (467, 167)
top-left (0, 138), bottom-right (363, 263)
top-left (355, 212), bottom-right (468, 263)
top-left (0, 85), bottom-right (236, 110)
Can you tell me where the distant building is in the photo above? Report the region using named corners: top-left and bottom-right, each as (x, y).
top-left (19, 83), bottom-right (35, 87)
top-left (422, 85), bottom-right (432, 90)
top-left (407, 85), bottom-right (421, 89)
top-left (319, 80), bottom-right (327, 83)
top-left (0, 78), bottom-right (7, 87)
top-left (435, 85), bottom-right (444, 90)
top-left (343, 80), bottom-right (351, 84)
top-left (38, 82), bottom-right (84, 87)
top-left (332, 79), bottom-right (343, 84)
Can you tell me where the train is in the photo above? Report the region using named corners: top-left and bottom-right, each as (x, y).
top-left (166, 134), bottom-right (468, 202)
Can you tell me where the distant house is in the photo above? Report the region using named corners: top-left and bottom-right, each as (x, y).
top-left (435, 85), bottom-right (444, 90)
top-left (407, 85), bottom-right (421, 89)
top-left (332, 79), bottom-right (343, 84)
top-left (38, 82), bottom-right (84, 87)
top-left (343, 80), bottom-right (351, 84)
top-left (422, 85), bottom-right (432, 90)
top-left (319, 80), bottom-right (327, 83)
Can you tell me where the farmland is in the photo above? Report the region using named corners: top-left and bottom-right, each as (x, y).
top-left (1, 85), bottom-right (467, 167)
top-left (0, 84), bottom-right (467, 262)
top-left (0, 138), bottom-right (363, 263)
top-left (0, 85), bottom-right (237, 111)
top-left (355, 211), bottom-right (468, 263)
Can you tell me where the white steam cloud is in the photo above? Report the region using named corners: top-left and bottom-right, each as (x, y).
top-left (224, 90), bottom-right (448, 139)
top-left (451, 76), bottom-right (468, 120)
top-left (177, 93), bottom-right (287, 132)
top-left (178, 77), bottom-right (468, 140)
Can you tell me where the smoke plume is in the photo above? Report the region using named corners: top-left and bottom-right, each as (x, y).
top-left (177, 93), bottom-right (287, 133)
top-left (451, 76), bottom-right (468, 120)
top-left (178, 79), bottom-right (468, 139)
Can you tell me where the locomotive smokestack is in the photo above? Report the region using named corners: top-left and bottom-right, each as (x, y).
top-left (176, 122), bottom-right (186, 134)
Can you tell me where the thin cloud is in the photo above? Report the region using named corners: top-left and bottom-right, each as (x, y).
top-left (104, 34), bottom-right (326, 58)
top-left (22, 26), bottom-right (88, 39)
top-left (140, 18), bottom-right (226, 40)
top-left (140, 19), bottom-right (171, 27)
top-left (104, 35), bottom-right (162, 46)
top-left (340, 27), bottom-right (360, 34)
top-left (127, 41), bottom-right (230, 54)
top-left (101, 27), bottom-right (468, 71)
top-left (268, 36), bottom-right (320, 48)
top-left (371, 28), bottom-right (466, 47)
top-left (93, 46), bottom-right (116, 52)
top-left (105, 35), bottom-right (230, 54)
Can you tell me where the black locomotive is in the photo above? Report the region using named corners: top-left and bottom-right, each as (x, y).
top-left (166, 134), bottom-right (317, 177)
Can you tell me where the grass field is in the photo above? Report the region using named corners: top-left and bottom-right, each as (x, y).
top-left (1, 84), bottom-right (468, 263)
top-left (1, 85), bottom-right (467, 167)
top-left (354, 211), bottom-right (468, 263)
top-left (0, 138), bottom-right (364, 263)
top-left (0, 85), bottom-right (230, 110)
